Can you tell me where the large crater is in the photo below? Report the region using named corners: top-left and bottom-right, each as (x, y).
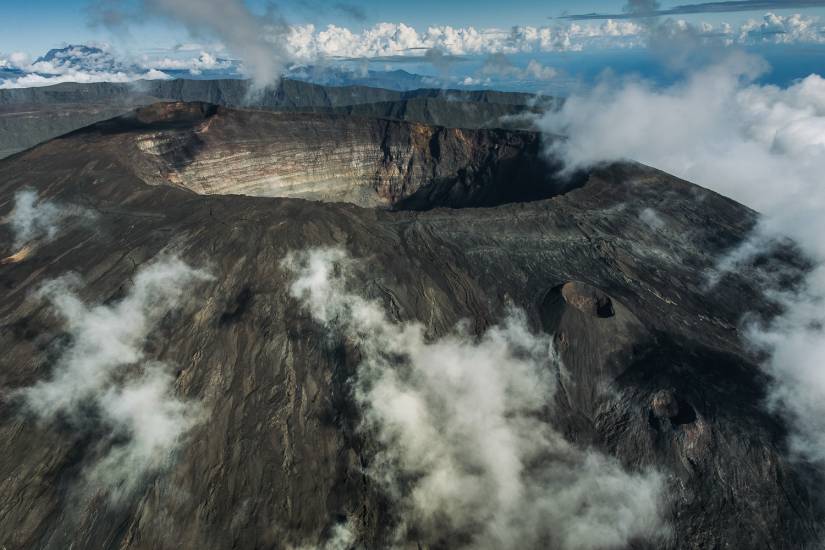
top-left (90, 102), bottom-right (580, 210)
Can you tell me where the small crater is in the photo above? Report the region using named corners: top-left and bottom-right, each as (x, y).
top-left (560, 282), bottom-right (616, 318)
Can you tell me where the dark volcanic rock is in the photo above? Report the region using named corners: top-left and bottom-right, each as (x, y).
top-left (0, 105), bottom-right (820, 549)
top-left (0, 79), bottom-right (547, 159)
top-left (0, 78), bottom-right (544, 109)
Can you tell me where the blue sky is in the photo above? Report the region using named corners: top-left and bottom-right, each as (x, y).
top-left (5, 1), bottom-right (614, 54)
top-left (2, 0), bottom-right (825, 93)
top-left (4, 0), bottom-right (825, 54)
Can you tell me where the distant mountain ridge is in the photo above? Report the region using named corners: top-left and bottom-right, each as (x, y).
top-left (0, 78), bottom-right (553, 159)
top-left (30, 44), bottom-right (138, 76)
top-left (0, 77), bottom-right (545, 107)
top-left (35, 45), bottom-right (110, 66)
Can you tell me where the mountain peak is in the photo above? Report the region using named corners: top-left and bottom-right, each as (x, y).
top-left (33, 44), bottom-right (122, 74)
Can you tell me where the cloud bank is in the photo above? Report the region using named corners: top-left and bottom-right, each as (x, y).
top-left (0, 45), bottom-right (170, 89)
top-left (2, 11), bottom-right (824, 88)
top-left (286, 20), bottom-right (646, 60)
top-left (283, 13), bottom-right (825, 61)
top-left (538, 51), bottom-right (825, 466)
top-left (283, 248), bottom-right (666, 549)
top-left (18, 256), bottom-right (210, 497)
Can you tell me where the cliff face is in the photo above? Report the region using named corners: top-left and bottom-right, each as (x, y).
top-left (0, 78), bottom-right (544, 109)
top-left (60, 102), bottom-right (563, 208)
top-left (0, 104), bottom-right (820, 549)
top-left (0, 79), bottom-right (547, 159)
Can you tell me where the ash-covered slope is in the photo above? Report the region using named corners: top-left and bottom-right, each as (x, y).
top-left (0, 79), bottom-right (546, 159)
top-left (0, 106), bottom-right (820, 549)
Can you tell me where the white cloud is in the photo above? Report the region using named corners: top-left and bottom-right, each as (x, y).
top-left (285, 21), bottom-right (646, 61)
top-left (5, 189), bottom-right (97, 250)
top-left (740, 12), bottom-right (825, 44)
top-left (639, 207), bottom-right (666, 231)
top-left (538, 51), bottom-right (825, 467)
top-left (283, 248), bottom-right (667, 549)
top-left (525, 59), bottom-right (558, 80)
top-left (0, 51), bottom-right (30, 68)
top-left (283, 15), bottom-right (823, 63)
top-left (460, 76), bottom-right (484, 86)
top-left (0, 69), bottom-right (170, 89)
top-left (88, 364), bottom-right (199, 493)
top-left (18, 256), bottom-right (210, 497)
top-left (141, 50), bottom-right (232, 75)
top-left (3, 13), bottom-right (824, 88)
top-left (0, 45), bottom-right (171, 88)
top-left (293, 518), bottom-right (357, 550)
top-left (479, 54), bottom-right (558, 81)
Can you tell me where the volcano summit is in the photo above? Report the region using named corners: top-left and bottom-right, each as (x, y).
top-left (0, 81), bottom-right (820, 550)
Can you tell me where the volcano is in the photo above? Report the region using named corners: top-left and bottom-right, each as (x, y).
top-left (0, 96), bottom-right (819, 550)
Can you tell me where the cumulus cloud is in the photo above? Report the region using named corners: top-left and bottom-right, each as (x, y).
top-left (560, 0), bottom-right (825, 19)
top-left (140, 50), bottom-right (233, 75)
top-left (18, 256), bottom-right (210, 497)
top-left (5, 189), bottom-right (97, 250)
top-left (561, 0), bottom-right (825, 63)
top-left (283, 248), bottom-right (667, 549)
top-left (538, 51), bottom-right (825, 466)
top-left (285, 21), bottom-right (646, 61)
top-left (740, 12), bottom-right (825, 44)
top-left (284, 15), bottom-right (822, 64)
top-left (480, 54), bottom-right (557, 81)
top-left (0, 51), bottom-right (31, 68)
